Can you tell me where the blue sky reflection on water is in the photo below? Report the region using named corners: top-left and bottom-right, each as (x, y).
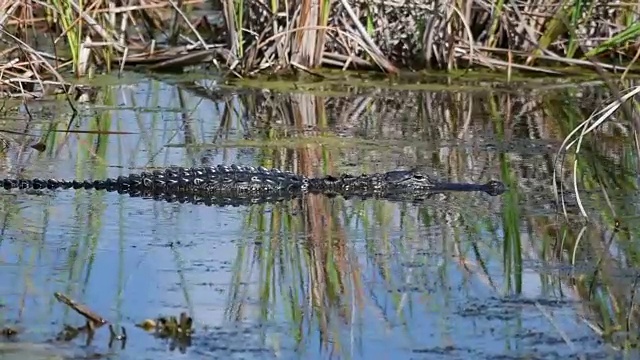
top-left (0, 192), bottom-right (608, 359)
top-left (0, 79), bottom-right (619, 359)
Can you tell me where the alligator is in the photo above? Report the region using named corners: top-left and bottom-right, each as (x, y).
top-left (0, 164), bottom-right (506, 205)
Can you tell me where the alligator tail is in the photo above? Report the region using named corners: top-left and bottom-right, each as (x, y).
top-left (0, 165), bottom-right (309, 193)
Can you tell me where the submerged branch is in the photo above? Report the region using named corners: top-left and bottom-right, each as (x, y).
top-left (54, 292), bottom-right (108, 327)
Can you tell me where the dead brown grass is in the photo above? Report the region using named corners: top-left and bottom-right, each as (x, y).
top-left (231, 0), bottom-right (640, 75)
top-left (0, 0), bottom-right (222, 98)
top-left (0, 0), bottom-right (638, 99)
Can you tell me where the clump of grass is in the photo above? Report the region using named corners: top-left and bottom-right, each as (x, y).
top-left (220, 0), bottom-right (640, 75)
top-left (219, 0), bottom-right (397, 76)
top-left (554, 85), bottom-right (640, 219)
top-left (0, 0), bottom-right (217, 98)
top-left (1, 0), bottom-right (639, 89)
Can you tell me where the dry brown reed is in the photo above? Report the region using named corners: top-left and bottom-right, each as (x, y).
top-left (0, 0), bottom-right (220, 98)
top-left (222, 0), bottom-right (640, 75)
top-left (0, 0), bottom-right (638, 99)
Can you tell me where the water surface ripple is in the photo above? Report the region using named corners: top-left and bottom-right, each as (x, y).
top-left (0, 77), bottom-right (635, 360)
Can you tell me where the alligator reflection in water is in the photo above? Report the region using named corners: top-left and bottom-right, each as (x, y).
top-left (0, 164), bottom-right (506, 206)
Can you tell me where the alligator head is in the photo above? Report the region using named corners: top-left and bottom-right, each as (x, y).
top-left (383, 170), bottom-right (435, 190)
top-left (383, 170), bottom-right (506, 196)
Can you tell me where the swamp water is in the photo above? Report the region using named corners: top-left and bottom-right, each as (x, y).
top-left (0, 76), bottom-right (637, 359)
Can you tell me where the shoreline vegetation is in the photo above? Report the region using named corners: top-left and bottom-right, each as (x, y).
top-left (0, 0), bottom-right (639, 98)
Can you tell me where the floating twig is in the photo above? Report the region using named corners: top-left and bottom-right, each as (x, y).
top-left (54, 292), bottom-right (108, 327)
